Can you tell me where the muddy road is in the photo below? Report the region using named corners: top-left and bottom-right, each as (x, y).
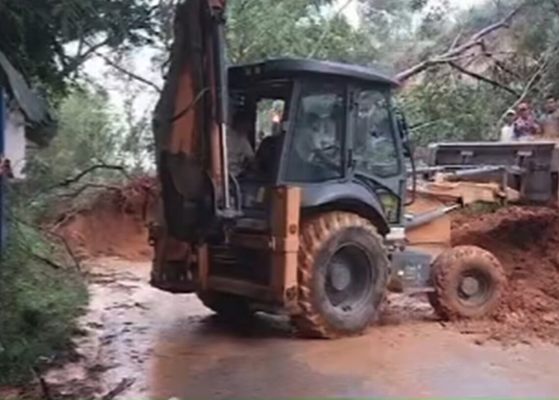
top-left (42, 258), bottom-right (559, 399)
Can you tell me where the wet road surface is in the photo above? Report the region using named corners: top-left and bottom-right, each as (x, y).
top-left (55, 259), bottom-right (559, 399)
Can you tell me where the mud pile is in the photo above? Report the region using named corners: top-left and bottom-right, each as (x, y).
top-left (451, 206), bottom-right (559, 344)
top-left (52, 177), bottom-right (156, 262)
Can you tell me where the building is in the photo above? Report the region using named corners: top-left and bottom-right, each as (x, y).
top-left (0, 48), bottom-right (55, 179)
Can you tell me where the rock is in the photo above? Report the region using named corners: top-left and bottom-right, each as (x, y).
top-left (542, 313), bottom-right (557, 324)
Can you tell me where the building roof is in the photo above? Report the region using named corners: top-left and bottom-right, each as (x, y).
top-left (0, 48), bottom-right (56, 146)
top-left (229, 58), bottom-right (399, 87)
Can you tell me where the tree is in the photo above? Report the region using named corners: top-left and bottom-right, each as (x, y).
top-left (24, 87), bottom-right (123, 192)
top-left (226, 0), bottom-right (376, 65)
top-left (0, 0), bottom-right (156, 95)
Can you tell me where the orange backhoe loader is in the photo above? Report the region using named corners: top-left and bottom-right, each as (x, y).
top-left (148, 0), bottom-right (558, 338)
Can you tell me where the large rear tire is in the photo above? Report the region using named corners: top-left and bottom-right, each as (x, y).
top-left (428, 245), bottom-right (507, 320)
top-left (292, 212), bottom-right (389, 339)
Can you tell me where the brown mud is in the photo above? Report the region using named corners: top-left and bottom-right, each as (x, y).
top-left (6, 201), bottom-right (559, 398)
top-left (8, 259), bottom-right (558, 399)
top-left (52, 177), bottom-right (156, 262)
top-left (52, 179), bottom-right (559, 344)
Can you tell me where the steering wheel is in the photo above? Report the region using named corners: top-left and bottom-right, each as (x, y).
top-left (311, 144), bottom-right (342, 169)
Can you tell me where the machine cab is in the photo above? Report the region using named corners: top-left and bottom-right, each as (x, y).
top-left (228, 59), bottom-right (407, 233)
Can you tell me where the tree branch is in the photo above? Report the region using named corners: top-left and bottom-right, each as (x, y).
top-left (308, 0), bottom-right (355, 58)
top-left (62, 38), bottom-right (111, 76)
top-left (396, 3), bottom-right (526, 83)
top-left (448, 62), bottom-right (519, 96)
top-left (59, 183), bottom-right (122, 199)
top-left (8, 210), bottom-right (83, 272)
top-left (50, 164), bottom-right (130, 191)
top-left (101, 378), bottom-right (135, 400)
top-left (94, 51), bottom-right (162, 93)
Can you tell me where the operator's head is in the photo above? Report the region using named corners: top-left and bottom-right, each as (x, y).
top-left (545, 95), bottom-right (557, 113)
top-left (517, 103), bottom-right (530, 119)
top-left (307, 112), bottom-right (321, 131)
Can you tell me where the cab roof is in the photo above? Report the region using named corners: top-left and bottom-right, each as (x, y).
top-left (229, 58), bottom-right (399, 87)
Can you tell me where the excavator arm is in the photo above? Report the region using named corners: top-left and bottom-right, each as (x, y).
top-left (153, 0), bottom-right (230, 242)
top-left (150, 0), bottom-right (229, 292)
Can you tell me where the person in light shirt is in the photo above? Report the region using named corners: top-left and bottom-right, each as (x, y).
top-left (500, 109), bottom-right (516, 142)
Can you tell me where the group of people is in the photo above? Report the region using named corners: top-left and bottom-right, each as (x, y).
top-left (500, 95), bottom-right (559, 142)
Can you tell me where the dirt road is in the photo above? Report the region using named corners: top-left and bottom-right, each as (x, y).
top-left (45, 258), bottom-right (559, 399)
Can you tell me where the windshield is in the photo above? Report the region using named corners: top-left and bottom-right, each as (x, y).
top-left (353, 88), bottom-right (400, 178)
top-left (283, 82), bottom-right (345, 183)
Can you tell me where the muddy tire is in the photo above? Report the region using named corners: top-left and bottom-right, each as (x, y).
top-left (197, 291), bottom-right (253, 321)
top-left (292, 212), bottom-right (389, 339)
top-left (428, 245), bottom-right (507, 320)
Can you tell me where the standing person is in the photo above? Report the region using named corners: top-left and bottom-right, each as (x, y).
top-left (0, 157), bottom-right (13, 179)
top-left (513, 103), bottom-right (541, 141)
top-left (500, 109), bottom-right (516, 142)
top-left (540, 95), bottom-right (559, 139)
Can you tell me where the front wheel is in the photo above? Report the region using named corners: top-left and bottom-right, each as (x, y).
top-left (292, 212), bottom-right (389, 339)
top-left (428, 245), bottom-right (507, 320)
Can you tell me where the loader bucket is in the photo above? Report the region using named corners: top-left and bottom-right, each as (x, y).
top-left (426, 141), bottom-right (558, 203)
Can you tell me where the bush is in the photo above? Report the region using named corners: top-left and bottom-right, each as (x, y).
top-left (0, 223), bottom-right (88, 385)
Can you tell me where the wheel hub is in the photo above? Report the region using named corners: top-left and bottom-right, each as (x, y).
top-left (330, 260), bottom-right (351, 291)
top-left (460, 276), bottom-right (480, 297)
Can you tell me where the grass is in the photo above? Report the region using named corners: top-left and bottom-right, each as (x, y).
top-left (460, 200), bottom-right (505, 216)
top-left (0, 225), bottom-right (88, 386)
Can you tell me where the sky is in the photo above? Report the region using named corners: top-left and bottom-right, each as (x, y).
top-left (84, 0), bottom-right (489, 125)
top-left (341, 0), bottom-right (487, 27)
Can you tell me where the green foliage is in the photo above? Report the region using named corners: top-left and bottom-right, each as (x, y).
top-left (402, 78), bottom-right (513, 147)
top-left (460, 201), bottom-right (504, 217)
top-left (226, 0), bottom-right (376, 65)
top-left (0, 0), bottom-right (155, 95)
top-left (0, 218), bottom-right (88, 385)
top-left (23, 86), bottom-right (129, 200)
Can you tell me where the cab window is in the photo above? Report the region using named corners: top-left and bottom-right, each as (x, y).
top-left (353, 89), bottom-right (399, 177)
top-left (283, 83), bottom-right (345, 183)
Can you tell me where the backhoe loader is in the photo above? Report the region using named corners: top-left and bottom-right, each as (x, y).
top-left (148, 0), bottom-right (556, 338)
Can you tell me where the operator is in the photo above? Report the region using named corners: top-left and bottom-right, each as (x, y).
top-left (227, 110), bottom-right (255, 177)
top-left (294, 112), bottom-right (323, 163)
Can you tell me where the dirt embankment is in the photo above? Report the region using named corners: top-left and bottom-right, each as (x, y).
top-left (53, 178), bottom-right (559, 343)
top-left (451, 206), bottom-right (559, 343)
top-left (52, 177), bottom-right (156, 262)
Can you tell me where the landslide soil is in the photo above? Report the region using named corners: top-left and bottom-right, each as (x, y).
top-left (52, 177), bottom-right (156, 262)
top-left (6, 192), bottom-right (559, 398)
top-left (451, 205), bottom-right (559, 344)
top-left (52, 181), bottom-right (559, 344)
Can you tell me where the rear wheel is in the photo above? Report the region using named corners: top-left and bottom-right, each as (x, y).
top-left (428, 245), bottom-right (507, 320)
top-left (292, 212), bottom-right (389, 339)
